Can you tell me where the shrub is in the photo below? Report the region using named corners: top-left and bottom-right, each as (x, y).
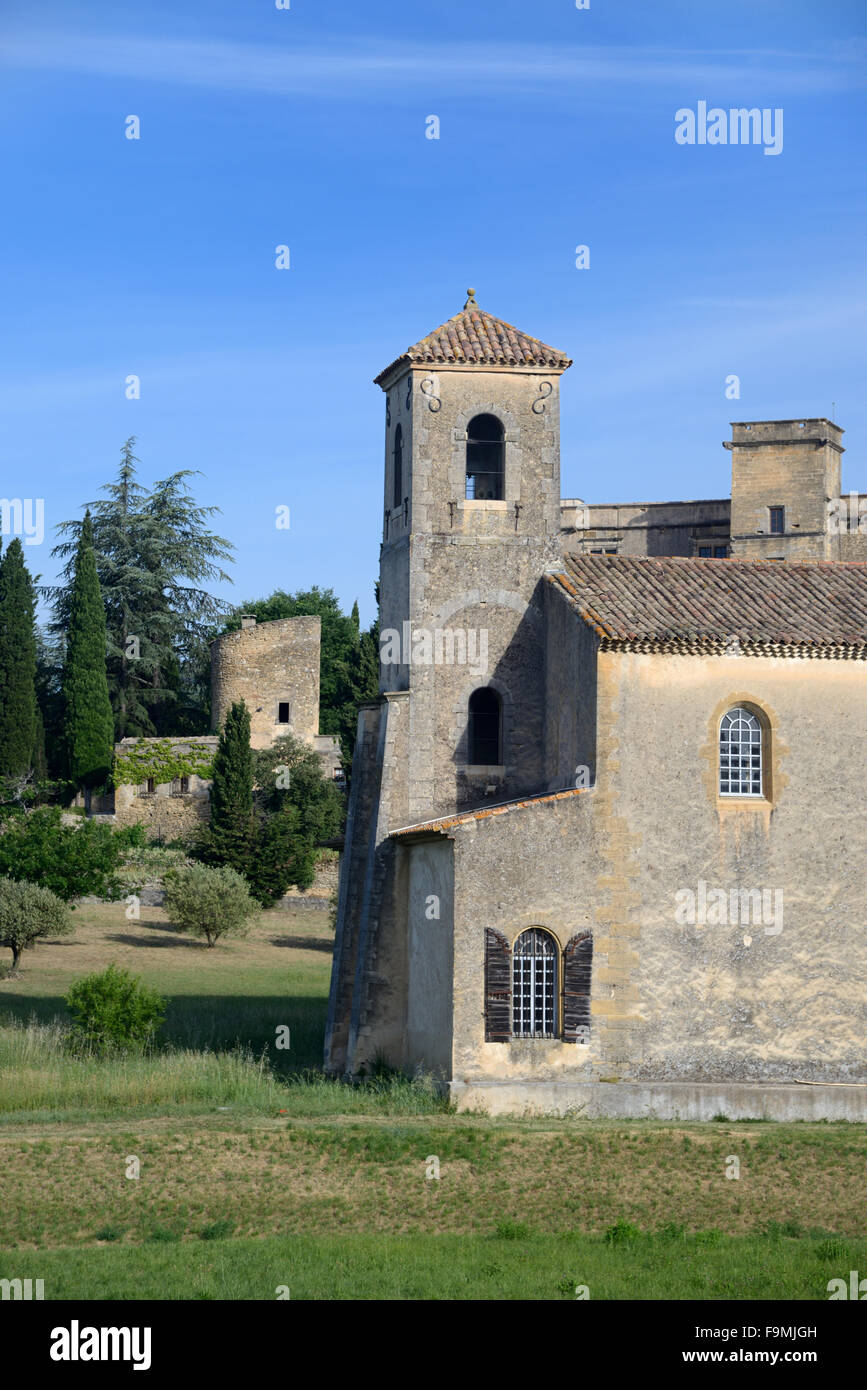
top-left (163, 862), bottom-right (258, 947)
top-left (65, 964), bottom-right (166, 1054)
top-left (200, 1218), bottom-right (234, 1241)
top-left (0, 806), bottom-right (129, 901)
top-left (112, 823), bottom-right (149, 850)
top-left (605, 1220), bottom-right (642, 1245)
top-left (0, 876), bottom-right (73, 971)
top-left (94, 1225), bottom-right (123, 1242)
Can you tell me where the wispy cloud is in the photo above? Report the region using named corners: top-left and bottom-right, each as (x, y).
top-left (571, 284), bottom-right (867, 401)
top-left (0, 32), bottom-right (863, 99)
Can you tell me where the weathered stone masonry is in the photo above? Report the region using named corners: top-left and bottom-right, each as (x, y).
top-left (326, 293), bottom-right (867, 1119)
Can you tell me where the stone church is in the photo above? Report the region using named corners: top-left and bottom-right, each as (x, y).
top-left (324, 291), bottom-right (867, 1120)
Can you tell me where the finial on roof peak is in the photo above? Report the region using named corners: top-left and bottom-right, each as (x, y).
top-left (464, 287), bottom-right (477, 309)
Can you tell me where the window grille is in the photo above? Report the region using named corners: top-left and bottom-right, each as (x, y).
top-left (719, 708), bottom-right (763, 797)
top-left (512, 929), bottom-right (557, 1038)
top-left (769, 506), bottom-right (785, 534)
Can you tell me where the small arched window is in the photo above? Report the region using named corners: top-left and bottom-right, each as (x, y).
top-left (513, 929), bottom-right (557, 1038)
top-left (719, 707), bottom-right (763, 797)
top-left (393, 424), bottom-right (403, 510)
top-left (468, 687), bottom-right (501, 765)
top-left (466, 414), bottom-right (504, 500)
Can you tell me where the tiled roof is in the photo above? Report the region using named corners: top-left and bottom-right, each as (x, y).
top-left (549, 554), bottom-right (867, 656)
top-left (374, 291), bottom-right (571, 385)
top-left (392, 787), bottom-right (587, 839)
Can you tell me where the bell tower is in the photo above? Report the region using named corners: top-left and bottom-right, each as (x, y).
top-left (374, 290), bottom-right (572, 821)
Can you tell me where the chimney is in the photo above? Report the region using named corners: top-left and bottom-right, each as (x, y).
top-left (240, 614), bottom-right (257, 630)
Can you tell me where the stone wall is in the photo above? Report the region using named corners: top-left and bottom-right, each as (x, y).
top-left (281, 850), bottom-right (340, 902)
top-left (562, 498), bottom-right (731, 557)
top-left (425, 643), bottom-right (867, 1094)
top-left (600, 646), bottom-right (866, 1083)
top-left (210, 616), bottom-right (321, 749)
top-left (113, 778), bottom-right (211, 838)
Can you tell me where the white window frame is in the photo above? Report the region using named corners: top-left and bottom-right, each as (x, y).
top-left (512, 929), bottom-right (558, 1038)
top-left (719, 708), bottom-right (763, 798)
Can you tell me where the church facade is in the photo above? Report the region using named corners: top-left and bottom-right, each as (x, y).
top-left (324, 293), bottom-right (867, 1120)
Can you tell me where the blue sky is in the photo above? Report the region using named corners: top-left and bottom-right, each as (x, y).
top-left (1, 0), bottom-right (865, 627)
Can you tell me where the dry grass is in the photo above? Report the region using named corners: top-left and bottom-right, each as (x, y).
top-left (1, 1111), bottom-right (864, 1250)
top-left (0, 899), bottom-right (333, 990)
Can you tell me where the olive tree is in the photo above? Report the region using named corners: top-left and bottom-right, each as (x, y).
top-left (163, 862), bottom-right (258, 947)
top-left (0, 876), bottom-right (73, 972)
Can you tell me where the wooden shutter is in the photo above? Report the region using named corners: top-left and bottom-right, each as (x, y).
top-left (563, 931), bottom-right (592, 1043)
top-left (484, 928), bottom-right (511, 1042)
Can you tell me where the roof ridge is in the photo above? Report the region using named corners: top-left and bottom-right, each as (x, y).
top-left (374, 297), bottom-right (572, 385)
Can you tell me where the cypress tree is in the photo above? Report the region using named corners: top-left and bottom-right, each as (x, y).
top-left (61, 512), bottom-right (114, 788)
top-left (206, 699), bottom-right (255, 866)
top-left (0, 538), bottom-right (39, 777)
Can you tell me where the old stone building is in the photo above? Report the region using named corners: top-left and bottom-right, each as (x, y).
top-left (564, 419), bottom-right (866, 562)
top-left (325, 291), bottom-right (867, 1120)
top-left (211, 615), bottom-right (325, 751)
top-left (112, 736), bottom-right (218, 837)
top-left (108, 615), bottom-right (342, 836)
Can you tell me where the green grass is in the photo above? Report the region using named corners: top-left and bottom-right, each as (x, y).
top-left (0, 1019), bottom-right (449, 1123)
top-left (0, 1019), bottom-right (287, 1121)
top-left (7, 1230), bottom-right (864, 1300)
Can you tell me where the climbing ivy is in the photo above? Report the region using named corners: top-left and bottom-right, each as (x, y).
top-left (112, 739), bottom-right (215, 789)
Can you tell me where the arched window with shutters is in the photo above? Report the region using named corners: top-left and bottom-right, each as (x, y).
top-left (465, 414), bottom-right (504, 500)
top-left (512, 928), bottom-right (558, 1038)
top-left (392, 424), bottom-right (403, 509)
top-left (719, 706), bottom-right (764, 797)
top-left (484, 928), bottom-right (592, 1043)
top-left (468, 687), bottom-right (501, 765)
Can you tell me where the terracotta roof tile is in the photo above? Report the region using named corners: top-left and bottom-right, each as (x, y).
top-left (549, 555), bottom-right (867, 654)
top-left (392, 787), bottom-right (587, 839)
top-left (375, 293), bottom-right (571, 385)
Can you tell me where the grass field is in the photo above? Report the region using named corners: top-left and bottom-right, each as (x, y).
top-left (1, 900), bottom-right (865, 1300)
top-left (0, 900), bottom-right (333, 1073)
